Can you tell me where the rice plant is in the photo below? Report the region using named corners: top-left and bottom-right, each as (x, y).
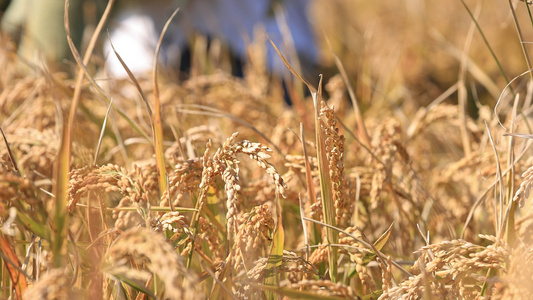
top-left (1, 1), bottom-right (533, 299)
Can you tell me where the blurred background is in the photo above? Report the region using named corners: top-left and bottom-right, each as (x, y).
top-left (1, 0), bottom-right (530, 111)
top-left (313, 1), bottom-right (532, 112)
top-left (3, 1), bottom-right (533, 195)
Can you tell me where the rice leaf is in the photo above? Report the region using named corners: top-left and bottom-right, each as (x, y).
top-left (300, 124), bottom-right (321, 248)
top-left (64, 0), bottom-right (151, 143)
top-left (373, 222), bottom-right (394, 252)
top-left (112, 274), bottom-right (156, 299)
top-left (459, 0), bottom-right (511, 88)
top-left (508, 1), bottom-right (533, 80)
top-left (209, 264), bottom-right (234, 299)
top-left (264, 194), bottom-right (284, 299)
top-left (313, 76), bottom-right (339, 282)
top-left (361, 290), bottom-right (384, 300)
top-left (152, 8), bottom-right (180, 196)
top-left (206, 186), bottom-right (225, 233)
top-left (0, 127), bottom-right (21, 176)
top-left (0, 235), bottom-right (28, 299)
top-left (255, 284), bottom-right (347, 300)
top-left (361, 223), bottom-right (393, 265)
top-left (326, 39), bottom-right (371, 147)
top-left (94, 98), bottom-right (114, 165)
top-left (51, 120), bottom-right (69, 268)
top-left (105, 206), bottom-right (197, 213)
top-left (16, 211), bottom-right (50, 241)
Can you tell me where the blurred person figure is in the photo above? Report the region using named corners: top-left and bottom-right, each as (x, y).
top-left (0, 0), bottom-right (318, 79)
top-left (105, 0), bottom-right (318, 78)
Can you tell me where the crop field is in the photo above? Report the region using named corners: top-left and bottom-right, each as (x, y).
top-left (1, 0), bottom-right (533, 299)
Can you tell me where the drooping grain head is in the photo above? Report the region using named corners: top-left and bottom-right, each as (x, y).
top-left (23, 269), bottom-right (77, 300)
top-left (105, 226), bottom-right (202, 299)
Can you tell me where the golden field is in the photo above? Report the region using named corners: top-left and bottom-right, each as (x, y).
top-left (1, 0), bottom-right (533, 299)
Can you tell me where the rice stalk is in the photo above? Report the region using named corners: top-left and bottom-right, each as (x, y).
top-left (268, 35), bottom-right (339, 282)
top-left (257, 279), bottom-right (357, 299)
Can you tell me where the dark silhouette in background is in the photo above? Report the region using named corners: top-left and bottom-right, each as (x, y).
top-left (0, 0), bottom-right (319, 80)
